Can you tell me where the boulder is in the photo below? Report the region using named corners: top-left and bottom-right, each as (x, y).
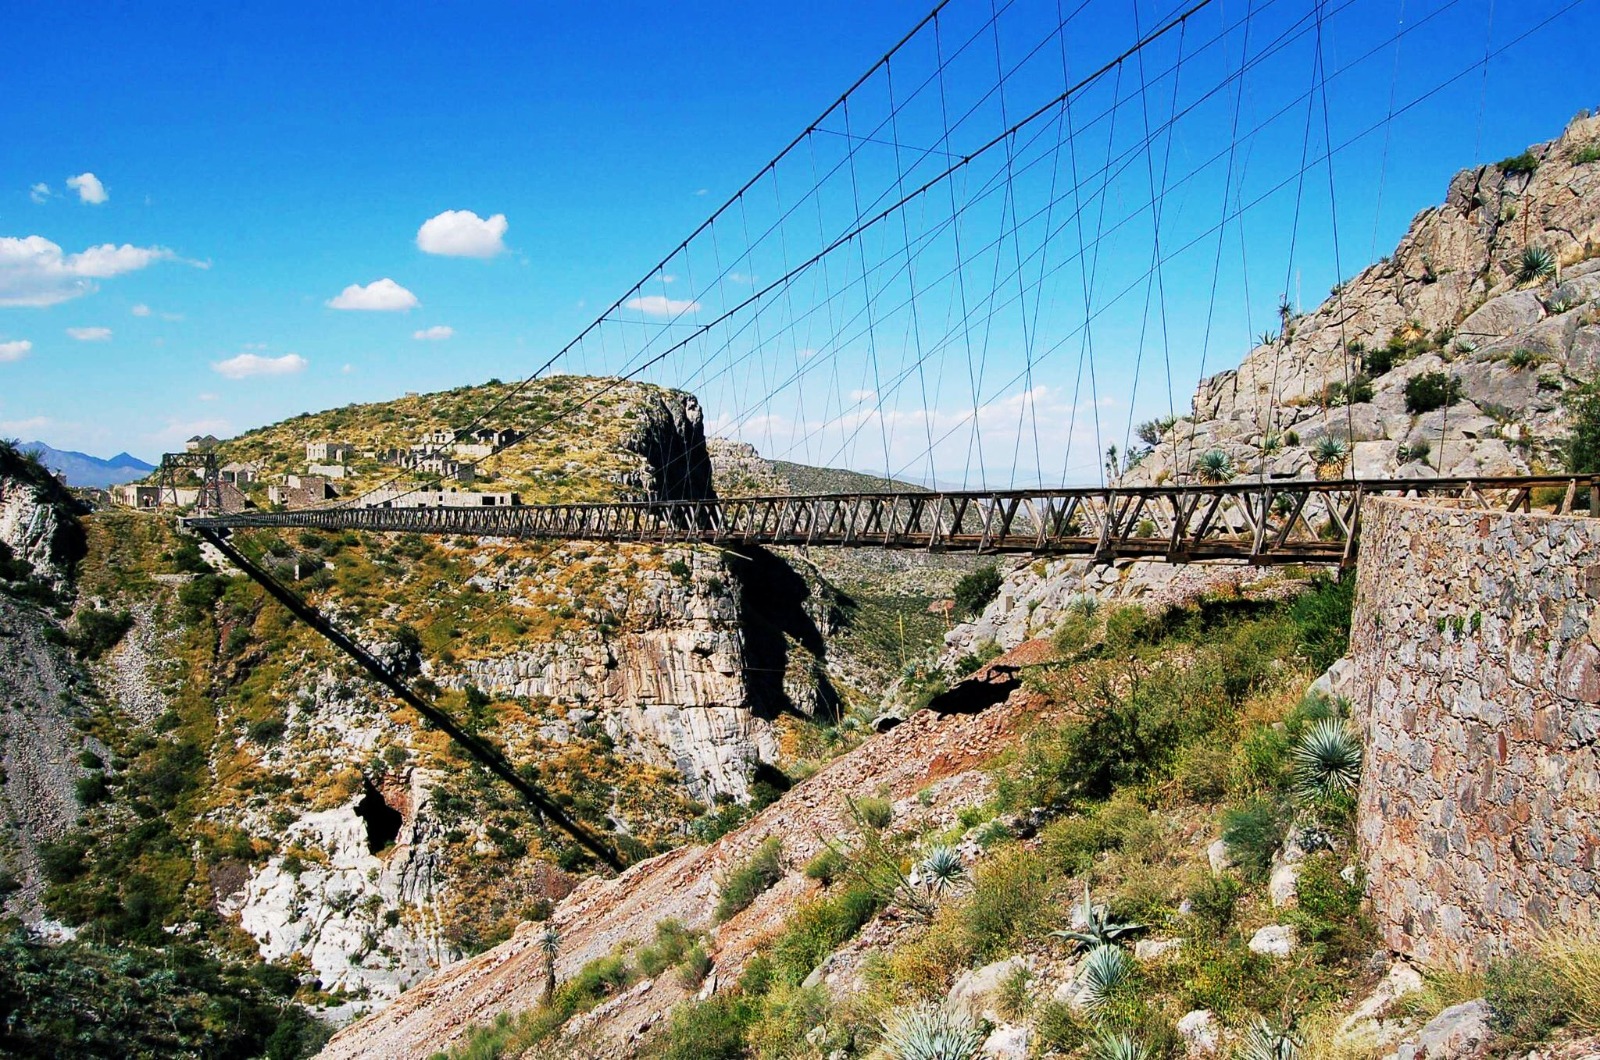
top-left (1395, 999), bottom-right (1494, 1060)
top-left (947, 956), bottom-right (1029, 1024)
top-left (1208, 839), bottom-right (1235, 873)
top-left (1247, 924), bottom-right (1297, 957)
top-left (1177, 1010), bottom-right (1222, 1056)
top-left (982, 1024), bottom-right (1030, 1059)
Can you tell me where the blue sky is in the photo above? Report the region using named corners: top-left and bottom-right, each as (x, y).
top-left (3, 0), bottom-right (1597, 478)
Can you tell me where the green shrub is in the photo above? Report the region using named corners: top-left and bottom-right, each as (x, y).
top-left (1403, 371), bottom-right (1463, 414)
top-left (1039, 797), bottom-right (1155, 876)
top-left (1484, 955), bottom-right (1576, 1044)
top-left (652, 995), bottom-right (753, 1060)
top-left (856, 796), bottom-right (893, 830)
top-left (1574, 142), bottom-right (1600, 165)
top-left (1035, 1000), bottom-right (1090, 1051)
top-left (746, 982), bottom-right (833, 1060)
top-left (1185, 872), bottom-right (1242, 937)
top-left (635, 919), bottom-right (696, 977)
top-left (71, 608), bottom-right (134, 660)
top-left (961, 847), bottom-right (1056, 960)
top-left (1220, 799), bottom-right (1287, 882)
top-left (1363, 343), bottom-right (1397, 376)
top-left (1497, 151), bottom-right (1539, 175)
top-left (675, 943), bottom-right (712, 989)
top-left (73, 773), bottom-right (109, 807)
top-left (1562, 379), bottom-right (1600, 474)
top-left (803, 847), bottom-right (847, 886)
top-left (768, 880), bottom-right (883, 985)
top-left (1288, 574), bottom-right (1354, 673)
top-left (1288, 853), bottom-right (1370, 966)
top-left (953, 565), bottom-right (1002, 619)
top-left (714, 837), bottom-right (784, 923)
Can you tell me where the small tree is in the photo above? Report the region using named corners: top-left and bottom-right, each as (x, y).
top-left (1563, 379), bottom-right (1600, 473)
top-left (1403, 371), bottom-right (1462, 414)
top-left (952, 565), bottom-right (1002, 619)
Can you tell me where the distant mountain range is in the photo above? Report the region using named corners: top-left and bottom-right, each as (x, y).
top-left (21, 442), bottom-right (155, 488)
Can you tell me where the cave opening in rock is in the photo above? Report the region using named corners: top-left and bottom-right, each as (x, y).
top-left (355, 780), bottom-right (404, 854)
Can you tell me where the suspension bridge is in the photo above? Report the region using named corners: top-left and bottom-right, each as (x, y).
top-left (173, 0), bottom-right (1599, 865)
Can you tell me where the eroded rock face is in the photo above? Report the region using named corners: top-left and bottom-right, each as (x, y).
top-left (442, 547), bottom-right (779, 802)
top-left (1125, 116), bottom-right (1600, 487)
top-left (0, 455), bottom-right (84, 588)
top-left (223, 770), bottom-right (450, 1005)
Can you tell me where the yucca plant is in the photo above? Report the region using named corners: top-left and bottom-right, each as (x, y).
top-left (880, 1004), bottom-right (984, 1060)
top-left (1090, 1031), bottom-right (1150, 1060)
top-left (1053, 885), bottom-right (1146, 953)
top-left (1518, 245), bottom-right (1557, 284)
top-left (537, 925), bottom-right (561, 1005)
top-left (1292, 718), bottom-right (1363, 799)
top-left (917, 845), bottom-right (965, 896)
top-left (1067, 593), bottom-right (1100, 619)
top-left (1237, 1019), bottom-right (1301, 1060)
top-left (1194, 448), bottom-right (1236, 484)
top-left (1075, 944), bottom-right (1135, 1009)
top-left (1312, 437), bottom-right (1347, 479)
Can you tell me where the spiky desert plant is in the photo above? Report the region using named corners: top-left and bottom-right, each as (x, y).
top-left (1052, 885), bottom-right (1146, 953)
top-left (1090, 1031), bottom-right (1151, 1060)
top-left (917, 845), bottom-right (965, 896)
top-left (1312, 437), bottom-right (1347, 479)
top-left (1545, 283), bottom-right (1583, 314)
top-left (537, 925), bottom-right (561, 1005)
top-left (1518, 245), bottom-right (1557, 284)
top-left (1068, 593), bottom-right (1100, 619)
top-left (1194, 448), bottom-right (1236, 484)
top-left (1292, 718), bottom-right (1363, 799)
top-left (1237, 1019), bottom-right (1301, 1060)
top-left (880, 1003), bottom-right (984, 1060)
top-left (1075, 944), bottom-right (1135, 1009)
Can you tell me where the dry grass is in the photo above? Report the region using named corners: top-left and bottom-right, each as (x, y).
top-left (1538, 924), bottom-right (1600, 1030)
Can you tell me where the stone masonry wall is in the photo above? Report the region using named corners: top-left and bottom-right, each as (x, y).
top-left (1349, 497), bottom-right (1600, 968)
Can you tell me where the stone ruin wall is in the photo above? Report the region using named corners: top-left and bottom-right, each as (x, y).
top-left (1349, 496), bottom-right (1600, 968)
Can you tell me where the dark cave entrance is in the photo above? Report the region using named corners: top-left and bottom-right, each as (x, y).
top-left (355, 780), bottom-right (404, 854)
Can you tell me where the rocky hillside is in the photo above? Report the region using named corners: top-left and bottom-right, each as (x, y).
top-left (206, 376), bottom-right (713, 504)
top-left (1129, 114), bottom-right (1600, 485)
top-left (0, 382), bottom-right (964, 1051)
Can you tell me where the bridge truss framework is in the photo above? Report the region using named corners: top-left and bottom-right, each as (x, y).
top-left (185, 475), bottom-right (1599, 567)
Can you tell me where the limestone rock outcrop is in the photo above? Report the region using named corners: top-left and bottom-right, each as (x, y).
top-left (1126, 116), bottom-right (1600, 487)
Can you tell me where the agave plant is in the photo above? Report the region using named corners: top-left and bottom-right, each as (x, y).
top-left (917, 845), bottom-right (965, 896)
top-left (1544, 282), bottom-right (1583, 314)
top-left (1194, 448), bottom-right (1236, 484)
top-left (1292, 718), bottom-right (1363, 799)
top-left (1068, 593), bottom-right (1100, 619)
top-left (1237, 1019), bottom-right (1302, 1060)
top-left (1312, 437), bottom-right (1348, 478)
top-left (1053, 885), bottom-right (1147, 953)
top-left (1090, 1031), bottom-right (1150, 1060)
top-left (880, 1003), bottom-right (984, 1060)
top-left (1075, 944), bottom-right (1134, 1009)
top-left (1518, 245), bottom-right (1557, 284)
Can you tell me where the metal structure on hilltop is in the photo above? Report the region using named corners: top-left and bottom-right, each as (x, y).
top-left (158, 451), bottom-right (224, 512)
top-left (186, 475), bottom-right (1600, 567)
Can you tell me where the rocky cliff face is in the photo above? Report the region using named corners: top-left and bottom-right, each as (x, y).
top-left (620, 391), bottom-right (715, 502)
top-left (1128, 116), bottom-right (1600, 485)
top-left (0, 446), bottom-right (85, 588)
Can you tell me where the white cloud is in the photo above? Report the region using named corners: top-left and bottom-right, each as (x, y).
top-left (197, 392), bottom-right (218, 402)
top-left (0, 415), bottom-right (51, 435)
top-left (0, 236), bottom-right (174, 307)
top-left (625, 294), bottom-right (700, 317)
top-left (66, 326), bottom-right (112, 341)
top-left (66, 172), bottom-right (108, 205)
top-left (29, 183), bottom-right (50, 204)
top-left (327, 278), bottom-right (418, 311)
top-left (341, 364), bottom-right (355, 374)
top-left (131, 303), bottom-right (151, 316)
top-left (416, 210), bottom-right (508, 257)
top-left (212, 352), bottom-right (308, 379)
top-left (412, 325), bottom-right (453, 341)
top-left (0, 339), bottom-right (31, 362)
